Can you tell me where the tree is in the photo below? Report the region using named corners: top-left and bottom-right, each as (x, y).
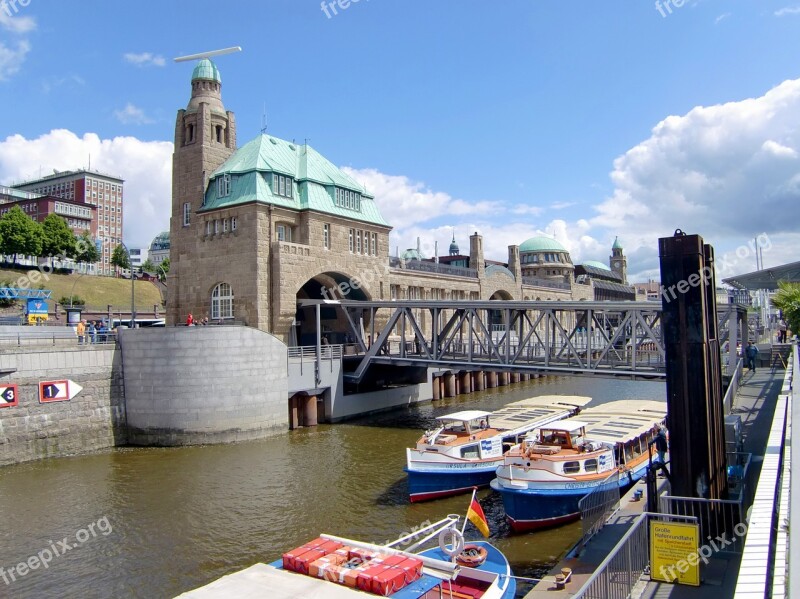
top-left (771, 281), bottom-right (800, 339)
top-left (111, 244), bottom-right (130, 271)
top-left (41, 214), bottom-right (76, 263)
top-left (74, 231), bottom-right (100, 264)
top-left (157, 257), bottom-right (170, 282)
top-left (141, 258), bottom-right (156, 273)
top-left (0, 206), bottom-right (42, 264)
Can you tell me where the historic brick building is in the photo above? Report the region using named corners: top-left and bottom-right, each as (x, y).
top-left (168, 60), bottom-right (592, 342)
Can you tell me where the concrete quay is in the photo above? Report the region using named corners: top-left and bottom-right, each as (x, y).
top-left (523, 353), bottom-right (790, 599)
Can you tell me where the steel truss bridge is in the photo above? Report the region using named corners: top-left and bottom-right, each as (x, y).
top-left (300, 299), bottom-right (746, 383)
top-left (299, 300), bottom-right (665, 382)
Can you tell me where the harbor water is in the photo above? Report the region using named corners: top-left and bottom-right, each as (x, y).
top-left (0, 375), bottom-right (665, 598)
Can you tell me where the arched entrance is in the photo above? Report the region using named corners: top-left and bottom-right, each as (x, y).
top-left (294, 272), bottom-right (372, 347)
top-left (488, 289), bottom-right (513, 330)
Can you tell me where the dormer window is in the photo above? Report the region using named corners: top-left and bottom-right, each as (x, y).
top-left (272, 174), bottom-right (293, 199)
top-left (334, 188), bottom-right (361, 212)
top-left (217, 174), bottom-right (231, 198)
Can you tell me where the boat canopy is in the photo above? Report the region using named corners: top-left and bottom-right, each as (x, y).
top-left (575, 400), bottom-right (667, 445)
top-left (544, 420), bottom-right (589, 433)
top-left (436, 410), bottom-right (491, 423)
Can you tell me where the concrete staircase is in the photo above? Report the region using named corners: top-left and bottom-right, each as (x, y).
top-left (771, 343), bottom-right (793, 369)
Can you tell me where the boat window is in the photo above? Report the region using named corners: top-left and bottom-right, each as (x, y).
top-left (584, 459), bottom-right (598, 473)
top-left (460, 444), bottom-right (479, 459)
top-left (563, 461), bottom-right (580, 474)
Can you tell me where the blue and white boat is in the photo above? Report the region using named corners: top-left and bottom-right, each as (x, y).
top-left (175, 515), bottom-right (515, 599)
top-left (491, 400), bottom-right (667, 532)
top-left (406, 395), bottom-right (591, 502)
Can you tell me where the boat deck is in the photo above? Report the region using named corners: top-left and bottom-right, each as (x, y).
top-left (489, 395), bottom-right (592, 432)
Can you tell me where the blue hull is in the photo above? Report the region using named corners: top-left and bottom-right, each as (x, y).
top-left (406, 467), bottom-right (496, 502)
top-left (491, 466), bottom-right (645, 532)
top-left (491, 480), bottom-right (587, 531)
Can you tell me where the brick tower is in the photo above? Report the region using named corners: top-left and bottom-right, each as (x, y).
top-left (167, 59), bottom-right (237, 324)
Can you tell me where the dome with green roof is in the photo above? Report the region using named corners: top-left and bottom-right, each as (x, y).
top-left (519, 236), bottom-right (568, 253)
top-left (449, 232), bottom-right (460, 255)
top-left (583, 260), bottom-right (611, 271)
top-left (612, 236), bottom-right (623, 250)
top-left (192, 59), bottom-right (221, 83)
top-left (401, 248), bottom-right (426, 261)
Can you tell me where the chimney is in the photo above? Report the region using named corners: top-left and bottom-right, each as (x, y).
top-left (435, 241), bottom-right (439, 263)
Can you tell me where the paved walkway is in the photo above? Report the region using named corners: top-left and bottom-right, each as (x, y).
top-left (523, 365), bottom-right (785, 598)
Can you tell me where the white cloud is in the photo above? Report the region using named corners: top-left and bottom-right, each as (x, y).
top-left (0, 39), bottom-right (29, 81)
top-left (114, 103), bottom-right (155, 125)
top-left (123, 52), bottom-right (166, 67)
top-left (342, 167), bottom-right (499, 230)
top-left (589, 78), bottom-right (800, 278)
top-left (0, 130), bottom-right (173, 248)
top-left (550, 201), bottom-right (577, 210)
top-left (775, 6), bottom-right (800, 16)
top-left (0, 7), bottom-right (36, 34)
top-left (714, 12), bottom-right (731, 25)
top-left (0, 5), bottom-right (35, 81)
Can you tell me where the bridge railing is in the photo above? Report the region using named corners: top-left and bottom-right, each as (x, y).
top-left (723, 357), bottom-right (744, 413)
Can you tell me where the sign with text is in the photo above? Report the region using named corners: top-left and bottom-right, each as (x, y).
top-left (650, 520), bottom-right (700, 586)
top-left (26, 298), bottom-right (49, 315)
top-left (0, 384), bottom-right (18, 408)
top-left (39, 380), bottom-right (83, 403)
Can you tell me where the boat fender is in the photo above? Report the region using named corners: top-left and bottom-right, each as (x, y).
top-left (456, 544), bottom-right (488, 567)
top-left (438, 527), bottom-right (465, 558)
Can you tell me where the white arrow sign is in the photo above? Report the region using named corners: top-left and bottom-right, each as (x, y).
top-left (39, 379), bottom-right (83, 403)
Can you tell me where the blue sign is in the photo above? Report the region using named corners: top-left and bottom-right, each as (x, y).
top-left (26, 298), bottom-right (49, 315)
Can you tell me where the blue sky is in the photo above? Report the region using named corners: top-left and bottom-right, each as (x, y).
top-left (1, 0), bottom-right (799, 281)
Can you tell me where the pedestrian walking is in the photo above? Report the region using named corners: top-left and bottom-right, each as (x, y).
top-left (87, 321), bottom-right (96, 344)
top-left (76, 319), bottom-right (86, 345)
top-left (745, 341), bottom-right (759, 372)
top-left (778, 319), bottom-right (787, 343)
top-left (186, 313), bottom-right (194, 326)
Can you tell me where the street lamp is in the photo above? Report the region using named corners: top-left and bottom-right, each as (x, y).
top-left (119, 242), bottom-right (135, 328)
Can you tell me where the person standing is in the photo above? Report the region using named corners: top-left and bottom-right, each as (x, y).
top-left (87, 320), bottom-right (96, 344)
top-left (186, 313), bottom-right (194, 326)
top-left (649, 426), bottom-right (668, 464)
top-left (779, 319), bottom-right (787, 343)
top-left (76, 319), bottom-right (86, 345)
top-left (745, 341), bottom-right (759, 372)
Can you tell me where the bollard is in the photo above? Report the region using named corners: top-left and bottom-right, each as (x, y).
top-left (303, 395), bottom-right (318, 427)
top-left (460, 372), bottom-right (472, 395)
top-left (444, 373), bottom-right (456, 398)
top-left (432, 376), bottom-right (440, 400)
top-left (486, 371), bottom-right (497, 388)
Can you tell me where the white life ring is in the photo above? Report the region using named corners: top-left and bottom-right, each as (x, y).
top-left (438, 527), bottom-right (465, 558)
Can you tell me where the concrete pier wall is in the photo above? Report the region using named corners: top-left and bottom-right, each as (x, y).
top-left (0, 346), bottom-right (125, 467)
top-left (120, 327), bottom-right (289, 445)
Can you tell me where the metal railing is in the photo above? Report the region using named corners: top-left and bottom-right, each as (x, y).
top-left (724, 357), bottom-right (744, 413)
top-left (0, 331), bottom-right (118, 347)
top-left (660, 494), bottom-right (746, 554)
top-left (577, 471), bottom-right (621, 551)
top-left (390, 258), bottom-right (478, 279)
top-left (572, 512), bottom-right (697, 599)
top-left (288, 345), bottom-right (343, 361)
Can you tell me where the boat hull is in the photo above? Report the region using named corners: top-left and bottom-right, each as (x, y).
top-left (406, 466), bottom-right (497, 502)
top-left (491, 461), bottom-right (648, 532)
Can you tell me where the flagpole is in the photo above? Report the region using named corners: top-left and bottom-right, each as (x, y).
top-left (461, 487), bottom-right (477, 536)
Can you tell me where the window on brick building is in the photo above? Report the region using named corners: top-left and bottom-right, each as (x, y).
top-left (183, 202), bottom-right (191, 227)
top-left (323, 224), bottom-right (330, 249)
top-left (211, 283), bottom-right (234, 320)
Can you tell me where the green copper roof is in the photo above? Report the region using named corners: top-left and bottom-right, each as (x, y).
top-left (612, 236), bottom-right (623, 250)
top-left (519, 236), bottom-right (568, 253)
top-left (202, 134), bottom-right (389, 227)
top-left (583, 260), bottom-right (611, 271)
top-left (192, 59), bottom-right (221, 83)
top-left (400, 249), bottom-right (426, 261)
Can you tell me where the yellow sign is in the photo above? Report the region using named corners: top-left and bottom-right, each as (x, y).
top-left (27, 314), bottom-right (48, 325)
top-left (650, 520), bottom-right (700, 586)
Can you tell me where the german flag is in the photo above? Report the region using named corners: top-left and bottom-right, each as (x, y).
top-left (466, 490), bottom-right (490, 538)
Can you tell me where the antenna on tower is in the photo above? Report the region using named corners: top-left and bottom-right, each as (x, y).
top-left (261, 102), bottom-right (268, 134)
top-left (173, 46), bottom-right (242, 63)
